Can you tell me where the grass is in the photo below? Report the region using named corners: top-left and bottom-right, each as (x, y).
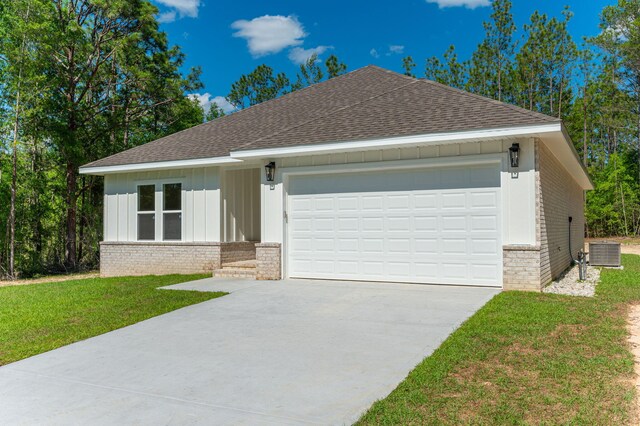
top-left (0, 274), bottom-right (224, 366)
top-left (358, 254), bottom-right (640, 425)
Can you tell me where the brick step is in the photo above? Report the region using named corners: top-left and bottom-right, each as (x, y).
top-left (213, 268), bottom-right (256, 278)
top-left (221, 259), bottom-right (256, 270)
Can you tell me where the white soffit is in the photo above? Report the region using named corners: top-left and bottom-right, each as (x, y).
top-left (80, 123), bottom-right (592, 190)
top-left (230, 124), bottom-right (562, 159)
top-left (539, 125), bottom-right (593, 190)
top-left (79, 156), bottom-right (243, 175)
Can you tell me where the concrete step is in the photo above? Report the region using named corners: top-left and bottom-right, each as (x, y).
top-left (213, 268), bottom-right (256, 278)
top-left (221, 260), bottom-right (257, 270)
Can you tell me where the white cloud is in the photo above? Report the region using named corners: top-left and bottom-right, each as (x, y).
top-left (425, 0), bottom-right (490, 9)
top-left (189, 93), bottom-right (236, 115)
top-left (158, 11), bottom-right (177, 23)
top-left (388, 45), bottom-right (405, 55)
top-left (288, 45), bottom-right (332, 65)
top-left (370, 48), bottom-right (380, 58)
top-left (231, 15), bottom-right (306, 57)
top-left (155, 0), bottom-right (201, 18)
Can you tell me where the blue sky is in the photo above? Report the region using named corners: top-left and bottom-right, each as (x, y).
top-left (152, 0), bottom-right (614, 113)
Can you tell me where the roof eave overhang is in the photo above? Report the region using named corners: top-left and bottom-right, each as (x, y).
top-left (538, 124), bottom-right (593, 190)
top-left (230, 123), bottom-right (561, 159)
top-left (231, 122), bottom-right (592, 190)
top-left (79, 156), bottom-right (243, 175)
top-left (80, 123), bottom-right (592, 191)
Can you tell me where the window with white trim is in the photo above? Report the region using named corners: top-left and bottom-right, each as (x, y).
top-left (137, 184), bottom-right (155, 241)
top-left (162, 183), bottom-right (182, 241)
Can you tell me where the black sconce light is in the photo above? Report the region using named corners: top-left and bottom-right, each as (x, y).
top-left (265, 161), bottom-right (276, 182)
top-left (509, 143), bottom-right (520, 168)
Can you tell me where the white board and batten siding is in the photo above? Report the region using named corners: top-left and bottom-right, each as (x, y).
top-left (103, 167), bottom-right (221, 242)
top-left (222, 168), bottom-right (261, 242)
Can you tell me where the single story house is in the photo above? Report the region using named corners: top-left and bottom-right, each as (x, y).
top-left (80, 66), bottom-right (592, 291)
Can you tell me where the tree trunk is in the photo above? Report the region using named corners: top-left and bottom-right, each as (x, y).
top-left (78, 175), bottom-right (86, 264)
top-left (9, 83), bottom-right (22, 279)
top-left (549, 76), bottom-right (553, 115)
top-left (558, 78), bottom-right (564, 119)
top-left (497, 66), bottom-right (502, 102)
top-left (8, 2), bottom-right (31, 279)
top-left (65, 161), bottom-right (77, 270)
top-left (637, 102), bottom-right (640, 185)
top-left (583, 87), bottom-right (588, 167)
top-left (31, 143), bottom-right (43, 256)
top-left (9, 133), bottom-right (17, 279)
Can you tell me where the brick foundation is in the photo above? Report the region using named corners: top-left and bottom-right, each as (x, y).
top-left (100, 242), bottom-right (221, 277)
top-left (503, 245), bottom-right (542, 291)
top-left (100, 241), bottom-right (260, 277)
top-left (256, 243), bottom-right (281, 280)
top-left (220, 241), bottom-right (257, 264)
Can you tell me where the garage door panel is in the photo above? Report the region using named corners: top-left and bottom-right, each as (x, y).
top-left (287, 164), bottom-right (502, 287)
top-left (442, 263), bottom-right (468, 279)
top-left (387, 195), bottom-right (411, 210)
top-left (337, 217), bottom-right (359, 231)
top-left (441, 238), bottom-right (467, 255)
top-left (361, 238), bottom-right (384, 254)
top-left (471, 238), bottom-right (500, 255)
top-left (362, 217), bottom-right (384, 231)
top-left (413, 194), bottom-right (438, 210)
top-left (414, 262), bottom-right (439, 279)
top-left (414, 216), bottom-right (438, 232)
top-left (362, 196), bottom-right (384, 210)
top-left (337, 238), bottom-right (359, 253)
top-left (470, 191), bottom-right (498, 209)
top-left (470, 215), bottom-right (498, 231)
top-left (471, 264), bottom-right (500, 281)
top-left (337, 197), bottom-right (359, 211)
top-left (314, 218), bottom-right (334, 231)
top-left (442, 215), bottom-right (468, 232)
top-left (441, 193), bottom-right (467, 209)
top-left (414, 238), bottom-right (439, 255)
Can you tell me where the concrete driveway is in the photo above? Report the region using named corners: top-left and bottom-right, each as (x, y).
top-left (0, 278), bottom-right (498, 425)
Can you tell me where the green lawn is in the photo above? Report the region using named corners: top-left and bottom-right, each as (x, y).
top-left (359, 255), bottom-right (640, 425)
top-left (0, 274), bottom-right (224, 366)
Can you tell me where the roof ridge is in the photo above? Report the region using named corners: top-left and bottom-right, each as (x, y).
top-left (419, 78), bottom-right (560, 123)
top-left (213, 65), bottom-right (382, 118)
top-left (234, 79), bottom-right (420, 151)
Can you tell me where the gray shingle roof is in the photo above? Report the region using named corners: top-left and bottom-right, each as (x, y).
top-left (82, 65), bottom-right (559, 169)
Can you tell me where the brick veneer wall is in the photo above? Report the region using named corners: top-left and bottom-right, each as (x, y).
top-left (503, 245), bottom-right (542, 291)
top-left (503, 141), bottom-right (585, 292)
top-left (100, 242), bottom-right (221, 277)
top-left (256, 243), bottom-right (281, 280)
top-left (538, 141), bottom-right (585, 285)
top-left (220, 241), bottom-right (257, 264)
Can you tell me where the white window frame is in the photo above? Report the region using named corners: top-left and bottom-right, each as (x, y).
top-left (162, 182), bottom-right (183, 241)
top-left (134, 178), bottom-right (185, 242)
top-left (136, 184), bottom-right (156, 241)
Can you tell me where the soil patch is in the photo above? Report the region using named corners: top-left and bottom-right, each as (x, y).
top-left (627, 304), bottom-right (640, 425)
top-left (0, 272), bottom-right (99, 288)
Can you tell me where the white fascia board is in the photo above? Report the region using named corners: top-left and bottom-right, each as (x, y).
top-left (230, 123), bottom-right (562, 159)
top-left (79, 156), bottom-right (243, 175)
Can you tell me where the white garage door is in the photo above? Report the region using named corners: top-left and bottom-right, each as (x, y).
top-left (286, 163), bottom-right (502, 287)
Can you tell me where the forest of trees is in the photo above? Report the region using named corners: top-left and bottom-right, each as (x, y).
top-left (0, 0), bottom-right (639, 278)
top-left (406, 0), bottom-right (640, 241)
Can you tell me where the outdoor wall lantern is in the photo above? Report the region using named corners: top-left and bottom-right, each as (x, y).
top-left (509, 143), bottom-right (520, 168)
top-left (265, 161), bottom-right (276, 182)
